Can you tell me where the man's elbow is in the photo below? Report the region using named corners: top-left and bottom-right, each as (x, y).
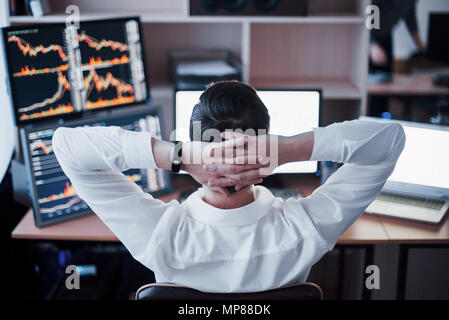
top-left (388, 123), bottom-right (406, 161)
top-left (52, 127), bottom-right (70, 160)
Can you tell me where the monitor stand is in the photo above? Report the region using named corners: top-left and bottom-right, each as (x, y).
top-left (260, 175), bottom-right (284, 189)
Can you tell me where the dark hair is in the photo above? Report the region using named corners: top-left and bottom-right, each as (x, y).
top-left (189, 81), bottom-right (270, 142)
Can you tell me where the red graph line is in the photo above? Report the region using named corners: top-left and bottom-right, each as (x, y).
top-left (86, 96), bottom-right (135, 109)
top-left (84, 69), bottom-right (134, 99)
top-left (13, 55), bottom-right (130, 77)
top-left (9, 31), bottom-right (129, 65)
top-left (39, 173), bottom-right (140, 213)
top-left (19, 104), bottom-right (74, 121)
top-left (18, 69), bottom-right (134, 119)
top-left (8, 35), bottom-right (68, 61)
top-left (18, 72), bottom-right (71, 113)
top-left (78, 32), bottom-right (128, 52)
top-left (30, 140), bottom-right (53, 155)
top-left (13, 64), bottom-right (69, 77)
top-left (85, 55), bottom-right (130, 67)
top-left (39, 181), bottom-right (76, 204)
top-left (40, 196), bottom-right (83, 214)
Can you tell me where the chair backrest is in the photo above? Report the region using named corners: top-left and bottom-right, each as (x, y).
top-left (135, 282), bottom-right (323, 300)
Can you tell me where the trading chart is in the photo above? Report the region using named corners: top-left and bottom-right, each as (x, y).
top-left (27, 114), bottom-right (167, 223)
top-left (4, 18), bottom-right (147, 123)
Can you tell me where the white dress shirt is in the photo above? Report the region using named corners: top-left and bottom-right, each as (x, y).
top-left (52, 120), bottom-right (405, 293)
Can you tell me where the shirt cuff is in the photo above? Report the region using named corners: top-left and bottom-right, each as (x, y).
top-left (122, 130), bottom-right (158, 169)
top-left (310, 124), bottom-right (342, 162)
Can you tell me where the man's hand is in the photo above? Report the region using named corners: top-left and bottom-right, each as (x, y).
top-left (152, 135), bottom-right (272, 196)
top-left (153, 129), bottom-right (313, 195)
top-left (203, 130), bottom-right (315, 191)
top-left (181, 137), bottom-right (268, 196)
top-left (200, 131), bottom-right (282, 191)
top-left (370, 42), bottom-right (387, 66)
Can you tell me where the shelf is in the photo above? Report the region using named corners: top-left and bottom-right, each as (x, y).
top-left (9, 13), bottom-right (139, 23)
top-left (148, 80), bottom-right (361, 100)
top-left (7, 0), bottom-right (369, 119)
top-left (250, 79), bottom-right (361, 100)
top-left (9, 14), bottom-right (364, 24)
top-left (367, 74), bottom-right (449, 96)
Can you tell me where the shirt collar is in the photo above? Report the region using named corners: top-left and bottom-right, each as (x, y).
top-left (184, 186), bottom-right (275, 227)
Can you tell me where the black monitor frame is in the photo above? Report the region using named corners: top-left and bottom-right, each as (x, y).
top-left (426, 12), bottom-right (449, 63)
top-left (173, 87), bottom-right (322, 175)
top-left (20, 104), bottom-right (171, 227)
top-left (2, 16), bottom-right (151, 126)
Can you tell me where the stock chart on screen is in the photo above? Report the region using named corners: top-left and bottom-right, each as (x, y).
top-left (24, 112), bottom-right (168, 226)
top-left (3, 18), bottom-right (148, 124)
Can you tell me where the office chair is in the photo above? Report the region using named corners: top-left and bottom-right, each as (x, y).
top-left (135, 282), bottom-right (323, 300)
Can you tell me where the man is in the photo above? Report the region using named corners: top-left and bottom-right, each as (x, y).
top-left (53, 81), bottom-right (405, 293)
top-left (370, 0), bottom-right (425, 75)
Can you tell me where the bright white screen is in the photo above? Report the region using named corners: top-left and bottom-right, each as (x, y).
top-left (389, 125), bottom-right (449, 189)
top-left (175, 90), bottom-right (320, 173)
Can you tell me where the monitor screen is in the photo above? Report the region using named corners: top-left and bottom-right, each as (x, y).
top-left (175, 89), bottom-right (320, 174)
top-left (3, 17), bottom-right (148, 124)
top-left (23, 109), bottom-right (169, 227)
top-left (427, 13), bottom-right (449, 63)
top-left (389, 124), bottom-right (449, 190)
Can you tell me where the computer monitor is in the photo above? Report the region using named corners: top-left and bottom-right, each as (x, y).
top-left (388, 122), bottom-right (449, 193)
top-left (426, 13), bottom-right (449, 63)
top-left (174, 89), bottom-right (321, 174)
top-left (2, 17), bottom-right (149, 125)
top-left (20, 106), bottom-right (170, 227)
top-left (360, 116), bottom-right (449, 197)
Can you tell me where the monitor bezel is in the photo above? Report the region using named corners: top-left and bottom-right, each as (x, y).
top-left (2, 16), bottom-right (151, 126)
top-left (174, 87), bottom-right (322, 175)
top-left (426, 12), bottom-right (449, 63)
top-left (359, 116), bottom-right (449, 198)
top-left (21, 104), bottom-right (170, 227)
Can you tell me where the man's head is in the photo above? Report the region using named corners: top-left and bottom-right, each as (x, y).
top-left (188, 81), bottom-right (270, 199)
top-left (189, 81), bottom-right (270, 142)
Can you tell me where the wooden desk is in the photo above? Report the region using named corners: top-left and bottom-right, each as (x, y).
top-left (12, 176), bottom-right (390, 244)
top-left (12, 209), bottom-right (389, 243)
top-left (11, 175), bottom-right (449, 244)
top-left (367, 74), bottom-right (449, 96)
top-left (380, 215), bottom-right (449, 244)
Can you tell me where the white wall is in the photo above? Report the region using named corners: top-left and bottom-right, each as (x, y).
top-left (393, 0), bottom-right (449, 59)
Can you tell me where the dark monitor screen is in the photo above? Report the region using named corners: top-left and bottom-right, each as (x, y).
top-left (21, 107), bottom-right (169, 227)
top-left (427, 13), bottom-right (449, 63)
top-left (3, 17), bottom-right (149, 124)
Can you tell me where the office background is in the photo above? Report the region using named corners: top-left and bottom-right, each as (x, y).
top-left (1, 0), bottom-right (448, 300)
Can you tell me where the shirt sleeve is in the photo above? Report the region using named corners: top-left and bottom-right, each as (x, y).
top-left (52, 126), bottom-right (175, 259)
top-left (298, 120), bottom-right (406, 250)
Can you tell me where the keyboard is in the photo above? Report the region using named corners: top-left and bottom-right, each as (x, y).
top-left (366, 192), bottom-right (449, 224)
top-left (178, 187), bottom-right (302, 203)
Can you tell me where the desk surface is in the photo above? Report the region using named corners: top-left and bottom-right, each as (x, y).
top-left (367, 74), bottom-right (449, 96)
top-left (12, 209), bottom-right (390, 244)
top-left (11, 176), bottom-right (449, 244)
top-left (380, 215), bottom-right (449, 244)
